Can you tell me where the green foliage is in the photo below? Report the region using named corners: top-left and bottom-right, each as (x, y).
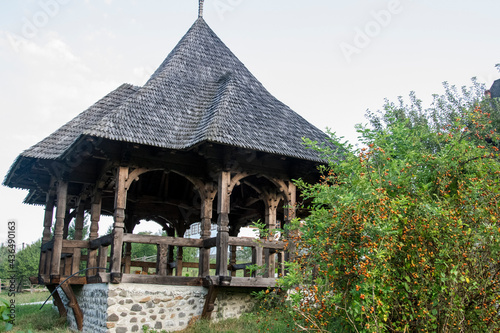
top-left (281, 82), bottom-right (500, 332)
top-left (0, 299), bottom-right (13, 331)
top-left (0, 303), bottom-right (67, 332)
top-left (0, 240), bottom-right (41, 285)
top-left (14, 241), bottom-right (41, 283)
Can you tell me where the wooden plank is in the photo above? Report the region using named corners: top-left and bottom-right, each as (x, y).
top-left (61, 240), bottom-right (90, 248)
top-left (97, 245), bottom-right (108, 274)
top-left (202, 237), bottom-right (217, 248)
top-left (89, 234), bottom-right (113, 249)
top-left (122, 234), bottom-right (203, 247)
top-left (120, 274), bottom-right (204, 285)
top-left (203, 276), bottom-right (276, 288)
top-left (45, 249), bottom-right (52, 276)
top-left (41, 240), bottom-right (55, 252)
top-left (49, 276), bottom-right (87, 285)
top-left (64, 256), bottom-right (72, 276)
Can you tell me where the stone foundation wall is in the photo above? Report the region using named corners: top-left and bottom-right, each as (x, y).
top-left (57, 284), bottom-right (108, 333)
top-left (56, 283), bottom-right (256, 332)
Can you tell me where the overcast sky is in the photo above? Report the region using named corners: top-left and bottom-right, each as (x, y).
top-left (1, 0), bottom-right (499, 246)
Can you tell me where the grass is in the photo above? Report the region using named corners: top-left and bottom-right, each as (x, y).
top-left (179, 311), bottom-right (298, 333)
top-left (0, 291), bottom-right (50, 305)
top-left (0, 290), bottom-right (70, 333)
top-left (0, 304), bottom-right (69, 333)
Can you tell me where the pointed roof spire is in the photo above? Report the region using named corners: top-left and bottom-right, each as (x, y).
top-left (198, 0), bottom-right (204, 18)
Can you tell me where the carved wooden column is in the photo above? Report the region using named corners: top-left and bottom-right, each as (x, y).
top-left (51, 181), bottom-right (68, 279)
top-left (40, 189), bottom-right (55, 278)
top-left (166, 227), bottom-right (175, 276)
top-left (110, 166), bottom-right (128, 283)
top-left (216, 171), bottom-right (231, 277)
top-left (264, 191), bottom-right (280, 278)
top-left (199, 184), bottom-right (216, 277)
top-left (175, 227), bottom-right (186, 277)
top-left (71, 197), bottom-right (86, 274)
top-left (284, 182), bottom-right (297, 263)
top-left (87, 187), bottom-right (102, 277)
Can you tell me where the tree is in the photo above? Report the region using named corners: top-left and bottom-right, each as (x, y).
top-left (283, 81), bottom-right (500, 332)
top-left (15, 240), bottom-right (41, 286)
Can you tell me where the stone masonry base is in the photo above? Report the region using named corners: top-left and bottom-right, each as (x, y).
top-left (56, 283), bottom-right (256, 332)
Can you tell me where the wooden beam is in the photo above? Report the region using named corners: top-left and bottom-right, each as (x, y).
top-left (89, 234), bottom-right (112, 249)
top-left (201, 277), bottom-right (219, 320)
top-left (61, 240), bottom-right (90, 248)
top-left (227, 237), bottom-right (285, 250)
top-left (47, 285), bottom-right (67, 319)
top-left (60, 283), bottom-right (84, 331)
top-left (122, 233), bottom-right (203, 247)
top-left (120, 274), bottom-right (204, 285)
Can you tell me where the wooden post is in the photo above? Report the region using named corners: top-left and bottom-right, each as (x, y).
top-left (123, 243), bottom-right (132, 274)
top-left (166, 227), bottom-right (175, 276)
top-left (199, 184), bottom-right (216, 277)
top-left (252, 246), bottom-right (263, 277)
top-left (71, 197), bottom-right (86, 275)
top-left (264, 192), bottom-right (280, 277)
top-left (176, 246), bottom-right (184, 277)
top-left (284, 183), bottom-right (297, 263)
top-left (157, 244), bottom-right (168, 276)
top-left (229, 245), bottom-right (237, 277)
top-left (98, 245), bottom-right (108, 274)
top-left (216, 171), bottom-right (231, 277)
top-left (40, 190), bottom-right (55, 277)
top-left (51, 181), bottom-right (68, 279)
top-left (62, 207), bottom-right (72, 240)
top-left (110, 166), bottom-right (128, 283)
top-left (87, 188), bottom-right (102, 277)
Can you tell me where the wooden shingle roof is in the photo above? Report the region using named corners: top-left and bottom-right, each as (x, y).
top-left (5, 18), bottom-right (333, 191)
top-left (83, 17), bottom-right (330, 161)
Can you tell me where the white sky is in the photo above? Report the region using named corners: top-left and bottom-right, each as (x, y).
top-left (1, 0), bottom-right (499, 246)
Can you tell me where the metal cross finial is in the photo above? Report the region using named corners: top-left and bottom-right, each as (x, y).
top-left (199, 0), bottom-right (204, 18)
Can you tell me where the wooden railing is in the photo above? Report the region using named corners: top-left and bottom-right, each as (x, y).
top-left (38, 233), bottom-right (286, 286)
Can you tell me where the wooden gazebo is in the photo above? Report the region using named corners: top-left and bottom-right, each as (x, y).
top-left (4, 5), bottom-right (332, 331)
